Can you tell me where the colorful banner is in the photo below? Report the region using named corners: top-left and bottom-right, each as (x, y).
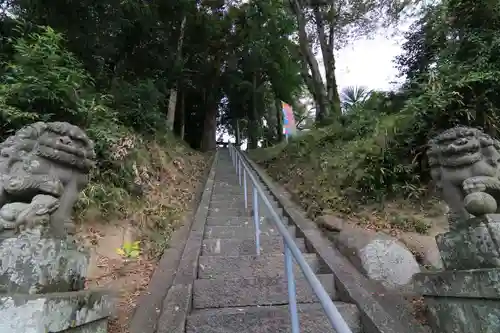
top-left (282, 102), bottom-right (296, 137)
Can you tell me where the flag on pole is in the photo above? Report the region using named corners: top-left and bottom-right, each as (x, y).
top-left (282, 102), bottom-right (296, 137)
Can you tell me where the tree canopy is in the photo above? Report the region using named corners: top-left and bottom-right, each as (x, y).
top-left (1, 0), bottom-right (497, 165)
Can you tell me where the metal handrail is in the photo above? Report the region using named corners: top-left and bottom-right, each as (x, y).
top-left (228, 144), bottom-right (353, 333)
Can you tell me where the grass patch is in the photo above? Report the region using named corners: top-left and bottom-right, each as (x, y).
top-left (76, 131), bottom-right (211, 258)
top-left (249, 122), bottom-right (443, 235)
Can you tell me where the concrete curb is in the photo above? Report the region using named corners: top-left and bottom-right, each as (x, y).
top-left (241, 152), bottom-right (430, 333)
top-left (154, 150), bottom-right (219, 333)
top-left (129, 152), bottom-right (218, 333)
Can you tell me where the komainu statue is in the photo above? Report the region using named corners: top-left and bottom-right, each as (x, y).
top-left (0, 121), bottom-right (96, 236)
top-left (412, 128), bottom-right (500, 333)
top-left (427, 126), bottom-right (500, 226)
top-left (0, 122), bottom-right (112, 333)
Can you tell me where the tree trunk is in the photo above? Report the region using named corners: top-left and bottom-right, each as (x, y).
top-left (201, 56), bottom-right (221, 152)
top-left (235, 119), bottom-right (241, 146)
top-left (248, 72), bottom-right (259, 149)
top-left (274, 97), bottom-right (283, 142)
top-left (175, 89), bottom-right (185, 140)
top-left (166, 88), bottom-right (178, 130)
top-left (289, 0), bottom-right (329, 122)
top-left (201, 103), bottom-right (217, 152)
top-left (314, 7), bottom-right (341, 117)
top-left (166, 15), bottom-right (187, 130)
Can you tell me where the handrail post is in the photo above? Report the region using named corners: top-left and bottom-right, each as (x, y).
top-left (231, 145), bottom-right (354, 333)
top-left (238, 158), bottom-right (242, 185)
top-left (237, 156), bottom-right (240, 178)
top-left (285, 243), bottom-right (300, 333)
top-left (243, 169), bottom-right (248, 211)
top-left (252, 185), bottom-right (261, 256)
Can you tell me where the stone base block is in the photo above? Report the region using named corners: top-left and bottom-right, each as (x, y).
top-left (0, 288), bottom-right (113, 333)
top-left (414, 268), bottom-right (500, 333)
top-left (436, 214), bottom-right (500, 270)
top-left (0, 226), bottom-right (89, 294)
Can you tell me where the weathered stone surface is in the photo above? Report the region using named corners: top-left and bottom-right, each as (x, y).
top-left (0, 122), bottom-right (113, 332)
top-left (316, 215), bottom-right (345, 232)
top-left (399, 232), bottom-right (443, 270)
top-left (0, 289), bottom-right (112, 333)
top-left (0, 122), bottom-right (96, 291)
top-left (414, 268), bottom-right (500, 299)
top-left (335, 226), bottom-right (420, 289)
top-left (193, 274), bottom-right (336, 308)
top-left (64, 319), bottom-right (108, 333)
top-left (186, 303), bottom-right (362, 333)
top-left (425, 298), bottom-right (500, 333)
top-left (414, 268), bottom-right (500, 333)
top-left (197, 253), bottom-right (320, 279)
top-left (0, 225), bottom-right (88, 294)
top-left (0, 122), bottom-right (96, 236)
top-left (408, 126), bottom-right (500, 333)
top-left (201, 236), bottom-right (307, 256)
top-left (436, 215), bottom-right (500, 270)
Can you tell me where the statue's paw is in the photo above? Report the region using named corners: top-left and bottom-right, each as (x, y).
top-left (463, 180), bottom-right (487, 194)
top-left (64, 220), bottom-right (76, 235)
top-left (16, 224), bottom-right (25, 233)
top-left (464, 192), bottom-right (497, 216)
top-left (1, 220), bottom-right (18, 230)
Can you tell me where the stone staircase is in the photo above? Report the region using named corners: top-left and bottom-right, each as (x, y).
top-left (185, 150), bottom-right (361, 332)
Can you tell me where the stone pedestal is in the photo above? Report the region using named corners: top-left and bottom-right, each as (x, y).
top-left (414, 268), bottom-right (500, 333)
top-left (436, 215), bottom-right (500, 270)
top-left (0, 289), bottom-right (113, 333)
top-left (0, 226), bottom-right (89, 294)
top-left (0, 122), bottom-right (112, 332)
top-left (0, 227), bottom-right (113, 332)
top-left (414, 214), bottom-right (500, 333)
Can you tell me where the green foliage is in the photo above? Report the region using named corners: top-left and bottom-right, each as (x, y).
top-left (340, 86), bottom-right (372, 112)
top-left (0, 23), bottom-right (130, 168)
top-left (110, 79), bottom-right (166, 134)
top-left (254, 0), bottom-right (500, 236)
top-left (0, 25), bottom-right (95, 133)
top-left (116, 241), bottom-right (141, 259)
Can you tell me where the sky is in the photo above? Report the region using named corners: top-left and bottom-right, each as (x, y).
top-left (334, 35), bottom-right (404, 92)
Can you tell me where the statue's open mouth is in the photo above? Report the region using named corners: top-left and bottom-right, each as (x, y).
top-left (35, 140), bottom-right (95, 171)
top-left (38, 138), bottom-right (89, 158)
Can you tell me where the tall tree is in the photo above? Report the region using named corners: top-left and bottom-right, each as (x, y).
top-left (289, 0), bottom-right (414, 123)
top-left (166, 14), bottom-right (187, 131)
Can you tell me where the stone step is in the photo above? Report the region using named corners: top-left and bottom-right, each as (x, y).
top-left (186, 302), bottom-right (362, 333)
top-left (192, 274), bottom-right (335, 309)
top-left (209, 201), bottom-right (253, 211)
top-left (201, 236), bottom-right (307, 256)
top-left (212, 184), bottom-right (244, 190)
top-left (206, 216), bottom-right (253, 226)
top-left (212, 186), bottom-right (244, 199)
top-left (211, 192), bottom-right (246, 199)
top-left (210, 195), bottom-right (246, 203)
top-left (208, 206), bottom-right (283, 219)
top-left (198, 253), bottom-right (321, 279)
top-left (207, 207), bottom-right (247, 218)
top-left (206, 215), bottom-right (286, 227)
top-left (210, 197), bottom-right (283, 216)
top-left (211, 182), bottom-right (242, 187)
top-left (204, 225), bottom-right (295, 239)
top-left (210, 191), bottom-right (278, 203)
